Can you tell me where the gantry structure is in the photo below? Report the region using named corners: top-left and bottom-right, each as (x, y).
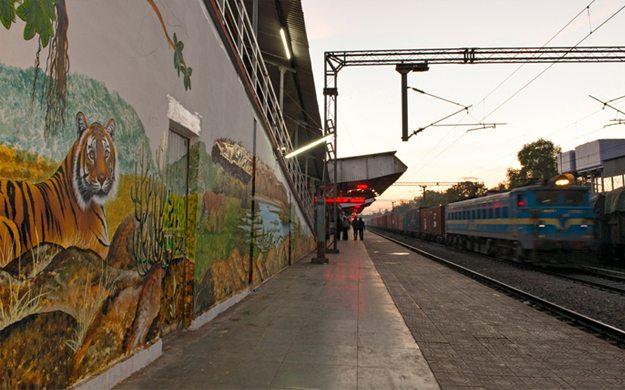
top-left (320, 46), bottom-right (625, 253)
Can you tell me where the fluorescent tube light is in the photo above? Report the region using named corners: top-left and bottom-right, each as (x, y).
top-left (280, 28), bottom-right (291, 59)
top-left (283, 134), bottom-right (333, 159)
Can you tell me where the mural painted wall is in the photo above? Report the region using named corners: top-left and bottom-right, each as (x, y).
top-left (0, 1), bottom-right (313, 388)
top-left (192, 138), bottom-right (314, 314)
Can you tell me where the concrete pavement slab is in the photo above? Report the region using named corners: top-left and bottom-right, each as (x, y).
top-left (114, 239), bottom-right (440, 389)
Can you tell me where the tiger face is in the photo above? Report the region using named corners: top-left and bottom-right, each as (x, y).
top-left (73, 112), bottom-right (119, 210)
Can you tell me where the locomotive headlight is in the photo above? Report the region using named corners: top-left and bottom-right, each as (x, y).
top-left (555, 178), bottom-right (570, 186)
top-left (539, 224), bottom-right (546, 228)
top-left (549, 173), bottom-right (575, 187)
top-left (581, 224), bottom-right (588, 228)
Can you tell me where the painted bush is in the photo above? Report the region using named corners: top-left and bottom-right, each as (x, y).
top-left (0, 64), bottom-right (314, 388)
top-left (0, 62), bottom-right (188, 387)
top-left (193, 139), bottom-right (314, 315)
top-left (0, 1), bottom-right (315, 387)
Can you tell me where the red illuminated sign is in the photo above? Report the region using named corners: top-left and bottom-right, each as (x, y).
top-left (320, 197), bottom-right (365, 204)
top-left (326, 198), bottom-right (365, 204)
top-left (356, 184), bottom-right (368, 189)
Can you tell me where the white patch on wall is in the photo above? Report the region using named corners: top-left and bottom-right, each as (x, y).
top-left (167, 95), bottom-right (201, 137)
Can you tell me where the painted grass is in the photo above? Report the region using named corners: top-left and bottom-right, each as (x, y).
top-left (0, 236), bottom-right (59, 331)
top-left (0, 280), bottom-right (46, 331)
top-left (194, 197), bottom-right (249, 282)
top-left (104, 174), bottom-right (135, 241)
top-left (64, 264), bottom-right (117, 352)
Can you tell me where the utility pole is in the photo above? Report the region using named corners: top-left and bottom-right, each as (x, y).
top-left (419, 185), bottom-right (427, 206)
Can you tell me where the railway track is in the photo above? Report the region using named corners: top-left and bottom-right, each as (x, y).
top-left (371, 229), bottom-right (625, 349)
top-left (544, 267), bottom-right (625, 295)
top-left (373, 227), bottom-right (625, 295)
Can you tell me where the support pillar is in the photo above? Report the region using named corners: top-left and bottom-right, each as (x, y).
top-left (396, 63), bottom-right (429, 142)
top-left (311, 198), bottom-right (328, 264)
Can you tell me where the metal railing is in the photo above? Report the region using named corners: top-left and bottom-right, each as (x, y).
top-left (212, 0), bottom-right (314, 226)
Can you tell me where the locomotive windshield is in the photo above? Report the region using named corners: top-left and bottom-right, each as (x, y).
top-left (563, 191), bottom-right (587, 204)
top-left (535, 191), bottom-right (559, 204)
top-left (534, 190), bottom-right (587, 205)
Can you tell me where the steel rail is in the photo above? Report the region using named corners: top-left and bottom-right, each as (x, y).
top-left (542, 268), bottom-right (625, 296)
top-left (370, 229), bottom-right (625, 348)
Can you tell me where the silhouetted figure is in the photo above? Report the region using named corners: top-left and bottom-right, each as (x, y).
top-left (352, 218), bottom-right (360, 241)
top-left (358, 217), bottom-right (365, 240)
top-left (342, 217), bottom-right (350, 240)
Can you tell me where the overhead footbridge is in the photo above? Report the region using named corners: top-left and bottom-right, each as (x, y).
top-left (326, 151), bottom-right (407, 214)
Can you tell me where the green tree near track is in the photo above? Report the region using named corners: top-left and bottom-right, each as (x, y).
top-left (491, 138), bottom-right (561, 191)
top-left (445, 181), bottom-right (487, 202)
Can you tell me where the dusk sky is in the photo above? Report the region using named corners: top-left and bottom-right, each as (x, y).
top-left (302, 0), bottom-right (625, 213)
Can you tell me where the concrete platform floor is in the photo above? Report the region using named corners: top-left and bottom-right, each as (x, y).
top-left (364, 234), bottom-right (625, 389)
top-left (114, 239), bottom-right (439, 389)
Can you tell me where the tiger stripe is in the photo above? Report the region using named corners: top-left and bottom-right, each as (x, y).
top-left (0, 112), bottom-right (118, 266)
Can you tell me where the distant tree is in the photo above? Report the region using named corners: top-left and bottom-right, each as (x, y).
top-left (365, 208), bottom-right (390, 219)
top-left (392, 198), bottom-right (417, 214)
top-left (505, 167), bottom-right (525, 189)
top-left (507, 138), bottom-right (561, 189)
top-left (420, 190), bottom-right (446, 208)
top-left (392, 190), bottom-right (447, 209)
top-left (488, 181), bottom-right (508, 193)
top-left (445, 181), bottom-right (487, 203)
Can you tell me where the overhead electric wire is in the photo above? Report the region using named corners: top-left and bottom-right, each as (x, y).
top-left (400, 0), bottom-right (602, 181)
top-left (589, 95), bottom-right (625, 116)
top-left (606, 95), bottom-right (625, 104)
top-left (462, 108), bottom-right (604, 179)
top-left (465, 92), bottom-right (625, 181)
top-left (401, 1), bottom-right (624, 184)
top-left (410, 106), bottom-right (472, 136)
top-left (337, 109), bottom-right (359, 154)
top-left (471, 0), bottom-right (596, 111)
top-left (409, 87), bottom-right (469, 110)
top-left (478, 2), bottom-right (624, 123)
top-left (468, 110), bottom-right (625, 183)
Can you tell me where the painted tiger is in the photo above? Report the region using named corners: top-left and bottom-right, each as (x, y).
top-left (0, 112), bottom-right (118, 265)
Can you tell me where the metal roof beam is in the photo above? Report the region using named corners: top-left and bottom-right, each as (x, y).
top-left (326, 47), bottom-right (625, 67)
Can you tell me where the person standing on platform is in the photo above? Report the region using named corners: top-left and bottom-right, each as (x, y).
top-left (352, 217), bottom-right (360, 241)
top-left (358, 217), bottom-right (365, 240)
top-left (342, 217), bottom-right (350, 240)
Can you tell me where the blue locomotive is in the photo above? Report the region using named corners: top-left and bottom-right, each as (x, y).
top-left (370, 174), bottom-right (598, 265)
top-left (446, 174), bottom-right (596, 264)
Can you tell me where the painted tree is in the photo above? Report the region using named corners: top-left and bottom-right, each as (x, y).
top-left (1, 0), bottom-right (69, 137)
top-left (0, 0), bottom-right (191, 137)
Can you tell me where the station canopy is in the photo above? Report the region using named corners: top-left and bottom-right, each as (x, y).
top-left (327, 151), bottom-right (407, 213)
top-left (245, 0), bottom-right (325, 182)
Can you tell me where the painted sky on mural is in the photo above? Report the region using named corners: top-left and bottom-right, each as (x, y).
top-left (302, 0), bottom-right (625, 213)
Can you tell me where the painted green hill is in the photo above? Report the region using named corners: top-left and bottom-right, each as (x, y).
top-left (0, 62), bottom-right (153, 175)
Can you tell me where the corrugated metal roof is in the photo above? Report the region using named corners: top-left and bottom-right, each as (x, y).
top-left (244, 0), bottom-right (324, 181)
top-left (328, 151), bottom-right (408, 202)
